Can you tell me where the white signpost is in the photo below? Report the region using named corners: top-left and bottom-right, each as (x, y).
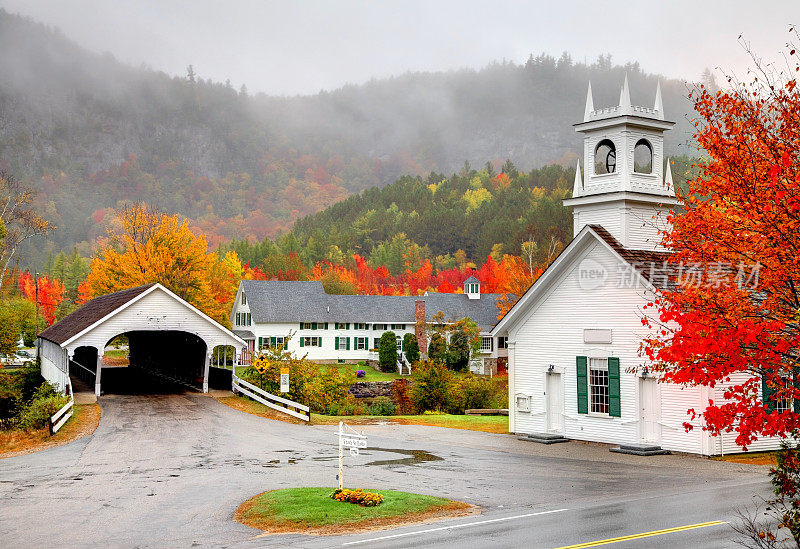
top-left (280, 367), bottom-right (289, 393)
top-left (336, 421), bottom-right (367, 489)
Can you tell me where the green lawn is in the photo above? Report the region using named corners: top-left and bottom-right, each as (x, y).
top-left (236, 487), bottom-right (469, 533)
top-left (235, 363), bottom-right (400, 382)
top-left (312, 412), bottom-right (509, 434)
top-left (103, 349), bottom-right (127, 358)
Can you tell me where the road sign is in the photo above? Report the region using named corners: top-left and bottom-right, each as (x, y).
top-left (280, 368), bottom-right (289, 392)
top-left (336, 422), bottom-right (367, 490)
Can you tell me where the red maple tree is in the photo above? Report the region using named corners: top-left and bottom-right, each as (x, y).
top-left (644, 33), bottom-right (800, 449)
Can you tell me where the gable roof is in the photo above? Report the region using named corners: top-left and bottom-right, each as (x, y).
top-left (38, 284), bottom-right (157, 345)
top-left (239, 280), bottom-right (506, 332)
top-left (492, 224), bottom-right (674, 335)
top-left (464, 275), bottom-right (480, 284)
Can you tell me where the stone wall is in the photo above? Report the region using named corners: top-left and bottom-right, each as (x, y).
top-left (349, 381), bottom-right (393, 399)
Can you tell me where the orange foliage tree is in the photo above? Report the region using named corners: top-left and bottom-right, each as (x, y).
top-left (18, 272), bottom-right (65, 326)
top-left (84, 204), bottom-right (242, 325)
top-left (643, 35), bottom-right (800, 448)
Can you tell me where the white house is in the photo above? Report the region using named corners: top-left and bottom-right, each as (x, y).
top-left (230, 277), bottom-right (508, 372)
top-left (492, 77), bottom-right (780, 456)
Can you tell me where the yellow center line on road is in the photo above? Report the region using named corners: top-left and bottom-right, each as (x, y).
top-left (552, 520), bottom-right (729, 549)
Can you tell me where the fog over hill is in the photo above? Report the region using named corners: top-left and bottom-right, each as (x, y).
top-left (0, 10), bottom-right (699, 268)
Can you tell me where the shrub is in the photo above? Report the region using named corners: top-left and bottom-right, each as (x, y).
top-left (331, 489), bottom-right (383, 507)
top-left (392, 378), bottom-right (414, 414)
top-left (447, 330), bottom-right (470, 371)
top-left (378, 331), bottom-right (398, 372)
top-left (356, 370), bottom-right (366, 378)
top-left (448, 374), bottom-right (494, 414)
top-left (411, 360), bottom-right (453, 412)
top-left (369, 396), bottom-right (397, 416)
top-left (17, 382), bottom-right (68, 431)
top-left (306, 366), bottom-right (356, 414)
top-left (403, 333), bottom-right (420, 364)
top-left (0, 366), bottom-right (46, 428)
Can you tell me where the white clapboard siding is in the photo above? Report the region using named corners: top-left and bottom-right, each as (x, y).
top-left (63, 287), bottom-right (240, 355)
top-left (511, 241), bottom-right (656, 445)
top-left (573, 203), bottom-right (623, 239)
top-left (625, 203), bottom-right (670, 251)
top-left (39, 338), bottom-right (69, 391)
top-left (658, 381), bottom-right (707, 454)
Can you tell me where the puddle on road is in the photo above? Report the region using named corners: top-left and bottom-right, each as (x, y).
top-left (364, 448), bottom-right (442, 467)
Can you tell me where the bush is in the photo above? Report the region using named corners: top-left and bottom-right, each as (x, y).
top-left (378, 331), bottom-right (398, 372)
top-left (17, 382), bottom-right (68, 431)
top-left (403, 333), bottom-right (420, 364)
top-left (392, 378), bottom-right (414, 414)
top-left (369, 396), bottom-right (397, 416)
top-left (0, 366), bottom-right (46, 428)
top-left (306, 366), bottom-right (356, 414)
top-left (448, 375), bottom-right (494, 413)
top-left (331, 489), bottom-right (383, 507)
top-left (447, 330), bottom-right (471, 371)
top-left (411, 360), bottom-right (453, 413)
top-left (356, 370), bottom-right (366, 378)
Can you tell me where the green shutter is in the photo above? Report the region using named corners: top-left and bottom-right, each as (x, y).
top-left (311, 322), bottom-right (317, 330)
top-left (608, 357), bottom-right (621, 417)
top-left (794, 370), bottom-right (800, 414)
top-left (318, 337), bottom-right (322, 346)
top-left (300, 322), bottom-right (304, 330)
top-left (300, 337), bottom-right (305, 348)
top-left (763, 374), bottom-right (776, 412)
top-left (258, 337), bottom-right (263, 350)
top-left (335, 338), bottom-right (339, 350)
top-left (324, 323), bottom-right (328, 330)
top-left (346, 323), bottom-right (350, 329)
top-left (490, 337), bottom-right (494, 351)
top-left (346, 337), bottom-right (350, 350)
top-left (270, 337), bottom-right (276, 348)
top-left (577, 356), bottom-right (588, 414)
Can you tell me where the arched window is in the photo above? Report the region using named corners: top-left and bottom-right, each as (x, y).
top-left (594, 140), bottom-right (616, 174)
top-left (634, 139), bottom-right (653, 174)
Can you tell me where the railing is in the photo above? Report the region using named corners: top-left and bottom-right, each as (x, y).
top-left (232, 373), bottom-right (310, 421)
top-left (70, 358), bottom-right (96, 385)
top-left (397, 352), bottom-right (411, 375)
top-left (49, 381), bottom-right (74, 435)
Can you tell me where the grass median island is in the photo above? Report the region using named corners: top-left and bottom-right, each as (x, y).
top-left (311, 412), bottom-right (509, 434)
top-left (235, 487), bottom-right (474, 535)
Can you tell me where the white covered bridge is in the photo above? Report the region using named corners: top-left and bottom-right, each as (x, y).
top-left (37, 283), bottom-right (246, 396)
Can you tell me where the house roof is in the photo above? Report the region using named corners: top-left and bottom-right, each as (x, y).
top-left (233, 330), bottom-right (255, 340)
top-left (239, 280), bottom-right (505, 332)
top-left (492, 224), bottom-right (675, 335)
top-left (38, 284), bottom-right (157, 345)
top-left (464, 275), bottom-right (480, 284)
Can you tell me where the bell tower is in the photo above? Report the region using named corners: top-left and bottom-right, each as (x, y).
top-left (564, 75), bottom-right (679, 250)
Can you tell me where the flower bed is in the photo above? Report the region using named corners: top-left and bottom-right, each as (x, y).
top-left (331, 488), bottom-right (384, 506)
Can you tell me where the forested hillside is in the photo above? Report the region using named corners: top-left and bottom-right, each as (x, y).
top-left (0, 9), bottom-right (699, 269)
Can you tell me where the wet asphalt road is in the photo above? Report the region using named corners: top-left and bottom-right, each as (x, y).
top-left (0, 384), bottom-right (772, 548)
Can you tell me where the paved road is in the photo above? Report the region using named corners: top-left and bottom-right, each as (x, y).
top-left (0, 390), bottom-right (772, 548)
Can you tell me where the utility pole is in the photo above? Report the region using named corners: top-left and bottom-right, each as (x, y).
top-left (34, 271), bottom-right (39, 333)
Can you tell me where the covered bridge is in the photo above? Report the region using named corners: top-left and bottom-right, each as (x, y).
top-left (37, 283), bottom-right (245, 396)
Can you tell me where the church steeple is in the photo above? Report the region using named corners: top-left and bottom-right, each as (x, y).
top-left (564, 77), bottom-right (680, 250)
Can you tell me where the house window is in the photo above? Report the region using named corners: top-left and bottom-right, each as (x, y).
top-left (776, 375), bottom-right (792, 413)
top-left (235, 312), bottom-right (241, 326)
top-left (373, 323), bottom-right (388, 331)
top-left (355, 337), bottom-right (367, 350)
top-left (241, 292), bottom-right (247, 305)
top-left (497, 337), bottom-right (508, 349)
top-left (338, 337), bottom-right (348, 350)
top-left (373, 338), bottom-right (380, 350)
top-left (589, 358), bottom-right (610, 414)
top-left (274, 336), bottom-right (285, 348)
top-left (301, 336), bottom-right (321, 347)
top-left (595, 139), bottom-right (616, 174)
top-left (634, 139), bottom-right (653, 174)
top-left (396, 336), bottom-right (403, 351)
top-left (515, 394), bottom-right (531, 412)
top-left (245, 313), bottom-right (251, 326)
top-left (391, 323), bottom-right (406, 330)
top-left (468, 283), bottom-right (479, 294)
top-left (354, 323), bottom-right (366, 330)
top-left (302, 322), bottom-right (314, 330)
top-left (480, 337), bottom-right (493, 352)
top-left (335, 322), bottom-right (348, 330)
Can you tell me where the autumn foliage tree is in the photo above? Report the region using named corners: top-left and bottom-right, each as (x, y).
top-left (644, 33), bottom-right (800, 449)
top-left (18, 272), bottom-right (65, 326)
top-left (84, 203), bottom-right (242, 325)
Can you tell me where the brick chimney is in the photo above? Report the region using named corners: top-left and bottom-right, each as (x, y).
top-left (414, 300), bottom-right (428, 354)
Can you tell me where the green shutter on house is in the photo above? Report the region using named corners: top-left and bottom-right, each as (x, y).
top-left (608, 357), bottom-right (621, 417)
top-left (335, 338), bottom-right (339, 350)
top-left (311, 322), bottom-right (317, 330)
top-left (577, 356), bottom-right (588, 414)
top-left (324, 323), bottom-right (328, 330)
top-left (763, 374), bottom-right (776, 412)
top-left (300, 322), bottom-right (304, 330)
top-left (346, 337), bottom-right (350, 350)
top-left (258, 337), bottom-right (263, 350)
top-left (490, 338), bottom-right (494, 351)
top-left (346, 323), bottom-right (350, 329)
top-left (794, 370), bottom-right (800, 414)
top-left (300, 337), bottom-right (305, 347)
top-left (270, 337), bottom-right (276, 348)
top-left (318, 337), bottom-right (322, 346)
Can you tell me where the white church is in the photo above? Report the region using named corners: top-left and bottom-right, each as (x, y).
top-left (492, 77), bottom-right (780, 456)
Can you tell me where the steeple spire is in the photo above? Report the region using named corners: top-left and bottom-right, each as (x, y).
top-left (654, 80), bottom-right (664, 120)
top-left (619, 73), bottom-right (631, 115)
top-left (583, 82), bottom-right (594, 121)
top-left (665, 157), bottom-right (674, 189)
top-left (573, 160), bottom-right (583, 196)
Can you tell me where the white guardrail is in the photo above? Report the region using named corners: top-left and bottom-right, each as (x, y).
top-left (49, 381), bottom-right (75, 435)
top-left (232, 373), bottom-right (310, 421)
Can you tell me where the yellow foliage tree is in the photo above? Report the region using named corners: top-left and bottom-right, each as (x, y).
top-left (85, 204), bottom-right (241, 326)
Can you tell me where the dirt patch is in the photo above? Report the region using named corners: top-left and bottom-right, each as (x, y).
top-left (235, 492), bottom-right (476, 535)
top-left (0, 403), bottom-right (101, 459)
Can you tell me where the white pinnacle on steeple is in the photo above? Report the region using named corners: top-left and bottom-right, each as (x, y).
top-left (654, 80), bottom-right (664, 120)
top-left (619, 73), bottom-right (631, 115)
top-left (583, 81), bottom-right (594, 121)
top-left (573, 160), bottom-right (583, 196)
top-left (665, 157), bottom-right (674, 190)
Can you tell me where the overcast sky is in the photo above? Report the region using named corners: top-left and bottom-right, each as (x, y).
top-left (1, 0), bottom-right (796, 96)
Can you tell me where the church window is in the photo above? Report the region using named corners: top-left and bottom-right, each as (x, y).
top-left (594, 140), bottom-right (616, 174)
top-left (634, 139), bottom-right (653, 174)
